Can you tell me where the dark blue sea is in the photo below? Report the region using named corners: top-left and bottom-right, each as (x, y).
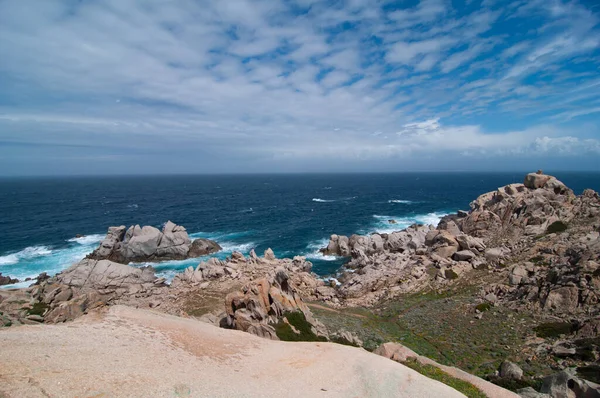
top-left (1, 172), bottom-right (598, 286)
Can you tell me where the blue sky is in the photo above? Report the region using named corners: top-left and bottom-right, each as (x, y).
top-left (0, 0), bottom-right (599, 175)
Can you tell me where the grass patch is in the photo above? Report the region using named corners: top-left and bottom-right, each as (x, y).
top-left (26, 302), bottom-right (49, 317)
top-left (402, 358), bottom-right (487, 398)
top-left (534, 322), bottom-right (575, 338)
top-left (274, 311), bottom-right (327, 342)
top-left (546, 221), bottom-right (567, 234)
top-left (475, 302), bottom-right (492, 312)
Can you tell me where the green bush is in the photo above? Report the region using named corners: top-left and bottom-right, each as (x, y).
top-left (534, 322), bottom-right (575, 338)
top-left (274, 311), bottom-right (327, 342)
top-left (546, 221), bottom-right (567, 234)
top-left (26, 302), bottom-right (49, 317)
top-left (475, 302), bottom-right (492, 312)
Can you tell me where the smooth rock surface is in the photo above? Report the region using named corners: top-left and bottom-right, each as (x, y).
top-left (0, 306), bottom-right (467, 398)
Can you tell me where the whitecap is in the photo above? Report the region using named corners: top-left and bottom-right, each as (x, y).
top-left (365, 212), bottom-right (449, 234)
top-left (67, 234), bottom-right (104, 245)
top-left (127, 204), bottom-right (139, 209)
top-left (312, 198), bottom-right (335, 203)
top-left (388, 199), bottom-right (413, 204)
top-left (0, 246), bottom-right (53, 266)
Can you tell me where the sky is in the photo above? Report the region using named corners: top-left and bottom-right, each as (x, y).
top-left (0, 0), bottom-right (599, 175)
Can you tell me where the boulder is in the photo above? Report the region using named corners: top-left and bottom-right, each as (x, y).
top-left (540, 369), bottom-right (600, 398)
top-left (544, 287), bottom-right (579, 312)
top-left (456, 234), bottom-right (486, 253)
top-left (499, 361), bottom-right (523, 380)
top-left (453, 250), bottom-right (476, 262)
top-left (524, 173), bottom-right (553, 189)
top-left (188, 238), bottom-right (222, 257)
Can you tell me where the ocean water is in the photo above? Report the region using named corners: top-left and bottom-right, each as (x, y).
top-left (1, 172), bottom-right (598, 286)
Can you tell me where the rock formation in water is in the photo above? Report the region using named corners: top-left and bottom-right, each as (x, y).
top-left (0, 273), bottom-right (19, 286)
top-left (87, 220), bottom-right (221, 263)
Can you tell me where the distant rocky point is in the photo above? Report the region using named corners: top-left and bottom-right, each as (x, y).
top-left (87, 221), bottom-right (221, 264)
top-left (0, 273), bottom-right (19, 286)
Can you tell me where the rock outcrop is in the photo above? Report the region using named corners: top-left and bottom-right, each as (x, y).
top-left (456, 173), bottom-right (575, 241)
top-left (224, 268), bottom-right (327, 340)
top-left (88, 221), bottom-right (221, 264)
top-left (30, 258), bottom-right (164, 323)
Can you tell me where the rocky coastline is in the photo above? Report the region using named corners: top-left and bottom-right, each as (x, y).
top-left (1, 172), bottom-right (599, 397)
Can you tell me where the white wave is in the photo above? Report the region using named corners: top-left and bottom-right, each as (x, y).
top-left (189, 230), bottom-right (252, 241)
top-left (312, 198), bottom-right (335, 203)
top-left (388, 199), bottom-right (413, 204)
top-left (367, 212), bottom-right (449, 234)
top-left (303, 238), bottom-right (341, 261)
top-left (127, 204), bottom-right (139, 209)
top-left (67, 234), bottom-right (104, 245)
top-left (323, 187), bottom-right (332, 190)
top-left (219, 241), bottom-right (255, 254)
top-left (0, 246), bottom-right (53, 266)
top-left (0, 280), bottom-right (33, 289)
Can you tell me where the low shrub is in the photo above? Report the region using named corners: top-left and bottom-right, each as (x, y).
top-left (534, 322), bottom-right (575, 338)
top-left (546, 221), bottom-right (567, 234)
top-left (274, 311), bottom-right (327, 342)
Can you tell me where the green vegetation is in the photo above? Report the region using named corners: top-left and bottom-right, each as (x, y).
top-left (26, 302), bottom-right (49, 317)
top-left (274, 311), bottom-right (327, 342)
top-left (310, 287), bottom-right (543, 381)
top-left (445, 269), bottom-right (459, 280)
top-left (534, 322), bottom-right (575, 338)
top-left (330, 335), bottom-right (361, 347)
top-left (546, 221), bottom-right (568, 234)
top-left (487, 377), bottom-right (542, 392)
top-left (577, 365), bottom-right (600, 384)
top-left (475, 302), bottom-right (492, 312)
top-left (402, 358), bottom-right (487, 398)
top-left (529, 255), bottom-right (547, 265)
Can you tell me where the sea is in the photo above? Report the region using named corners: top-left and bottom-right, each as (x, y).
top-left (1, 172), bottom-right (598, 287)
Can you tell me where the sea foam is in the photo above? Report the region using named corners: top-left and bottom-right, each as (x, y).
top-left (312, 198), bottom-right (335, 203)
top-left (366, 212), bottom-right (449, 234)
top-left (0, 246), bottom-right (53, 266)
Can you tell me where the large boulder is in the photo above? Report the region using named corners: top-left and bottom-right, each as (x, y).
top-left (499, 361), bottom-right (523, 380)
top-left (88, 221), bottom-right (221, 263)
